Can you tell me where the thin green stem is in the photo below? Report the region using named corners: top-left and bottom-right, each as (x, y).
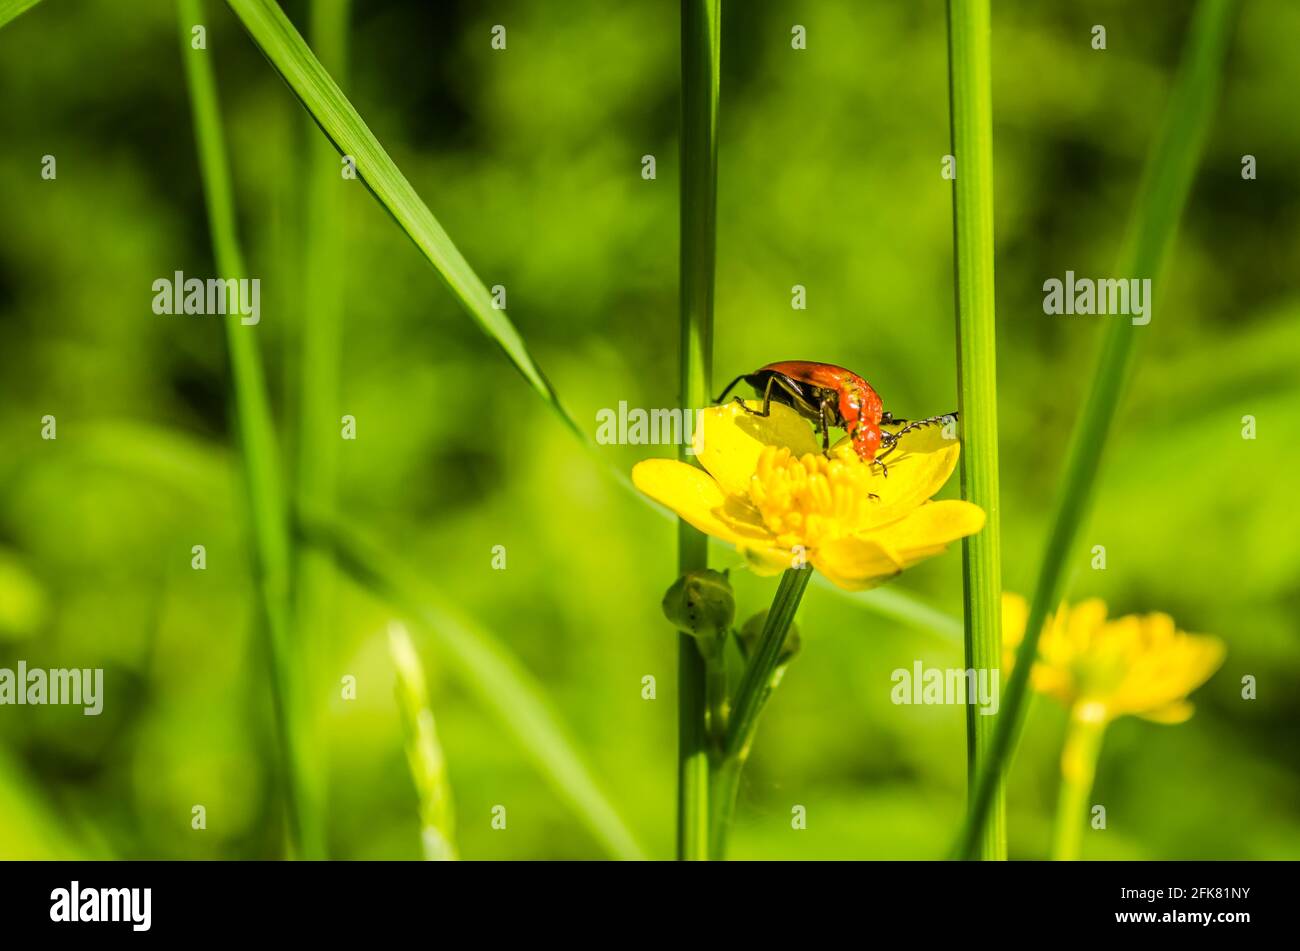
top-left (389, 622), bottom-right (458, 861)
top-left (709, 567), bottom-right (811, 859)
top-left (955, 0), bottom-right (1238, 860)
top-left (676, 0), bottom-right (721, 862)
top-left (704, 652), bottom-right (729, 744)
top-left (708, 755), bottom-right (743, 861)
top-left (291, 0), bottom-right (351, 850)
top-left (177, 0), bottom-right (324, 858)
top-left (297, 0), bottom-right (349, 511)
top-left (1050, 706), bottom-right (1108, 861)
top-left (676, 629), bottom-right (709, 861)
top-left (724, 569), bottom-right (809, 761)
top-left (946, 0), bottom-right (1004, 860)
top-left (297, 507), bottom-right (647, 860)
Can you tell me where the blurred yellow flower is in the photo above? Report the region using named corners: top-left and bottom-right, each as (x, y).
top-left (1002, 593), bottom-right (1225, 724)
top-left (632, 401), bottom-right (984, 590)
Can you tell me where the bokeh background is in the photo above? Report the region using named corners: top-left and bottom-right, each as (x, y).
top-left (1, 0), bottom-right (1297, 860)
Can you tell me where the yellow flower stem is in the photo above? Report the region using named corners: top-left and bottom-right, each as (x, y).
top-left (676, 0), bottom-right (721, 862)
top-left (709, 567), bottom-right (811, 859)
top-left (708, 755), bottom-right (744, 861)
top-left (1051, 704), bottom-right (1109, 861)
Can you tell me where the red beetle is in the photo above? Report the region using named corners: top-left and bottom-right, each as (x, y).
top-left (713, 361), bottom-right (955, 473)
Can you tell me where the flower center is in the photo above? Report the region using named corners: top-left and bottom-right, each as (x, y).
top-left (748, 446), bottom-right (878, 549)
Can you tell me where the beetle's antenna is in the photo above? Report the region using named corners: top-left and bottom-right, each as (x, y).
top-left (891, 411), bottom-right (958, 439)
top-left (712, 374), bottom-right (748, 405)
top-left (876, 412), bottom-right (958, 463)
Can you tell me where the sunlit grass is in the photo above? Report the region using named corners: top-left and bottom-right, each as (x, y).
top-left (946, 0), bottom-right (1005, 861)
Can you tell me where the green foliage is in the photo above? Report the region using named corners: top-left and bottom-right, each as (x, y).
top-left (0, 0), bottom-right (1296, 860)
top-left (224, 0), bottom-right (577, 435)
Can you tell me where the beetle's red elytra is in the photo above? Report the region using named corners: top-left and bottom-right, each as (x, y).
top-left (713, 361), bottom-right (956, 473)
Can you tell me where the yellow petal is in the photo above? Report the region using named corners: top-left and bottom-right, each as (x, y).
top-left (866, 499), bottom-right (986, 567)
top-left (694, 401), bottom-right (820, 498)
top-left (739, 543), bottom-right (797, 576)
top-left (1002, 592), bottom-right (1029, 651)
top-left (631, 458), bottom-right (772, 546)
top-left (827, 424), bottom-right (963, 528)
top-left (1138, 700), bottom-right (1194, 724)
top-left (1065, 599), bottom-right (1110, 647)
top-left (1112, 627), bottom-right (1225, 720)
top-left (811, 536), bottom-right (903, 591)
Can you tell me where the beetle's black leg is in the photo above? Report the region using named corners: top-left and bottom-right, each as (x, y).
top-left (875, 431), bottom-right (899, 464)
top-left (819, 399), bottom-right (833, 453)
top-left (732, 375), bottom-right (778, 418)
top-left (712, 374), bottom-right (748, 405)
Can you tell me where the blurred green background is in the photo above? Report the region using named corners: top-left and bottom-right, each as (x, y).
top-left (1, 0), bottom-right (1297, 860)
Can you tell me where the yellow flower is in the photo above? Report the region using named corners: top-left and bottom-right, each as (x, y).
top-left (632, 401), bottom-right (984, 590)
top-left (1002, 593), bottom-right (1225, 724)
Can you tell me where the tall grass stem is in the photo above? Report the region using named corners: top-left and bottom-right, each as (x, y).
top-left (178, 0), bottom-right (325, 858)
top-left (946, 0), bottom-right (1005, 861)
top-left (291, 0), bottom-right (351, 849)
top-left (676, 0), bottom-right (721, 862)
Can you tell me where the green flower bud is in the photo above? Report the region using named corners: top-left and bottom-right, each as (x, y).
top-left (662, 569), bottom-right (735, 649)
top-left (737, 610), bottom-right (802, 666)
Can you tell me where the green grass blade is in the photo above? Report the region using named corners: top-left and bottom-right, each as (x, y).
top-left (389, 622), bottom-right (458, 860)
top-left (296, 0), bottom-right (349, 523)
top-left (0, 0), bottom-right (41, 29)
top-left (177, 0), bottom-right (325, 859)
top-left (222, 0), bottom-right (579, 438)
top-left (946, 0), bottom-right (1004, 861)
top-left (291, 0), bottom-right (351, 853)
top-left (676, 0), bottom-right (721, 863)
top-left (955, 0), bottom-right (1239, 860)
top-left (297, 508), bottom-right (648, 861)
